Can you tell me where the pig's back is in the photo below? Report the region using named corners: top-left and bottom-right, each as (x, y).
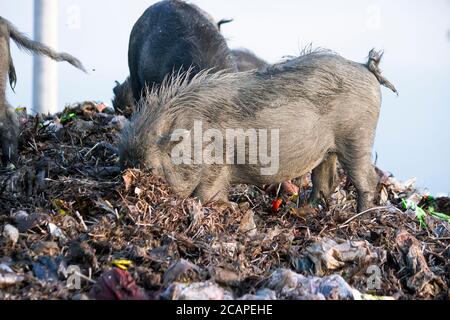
top-left (129, 1), bottom-right (197, 85)
top-left (252, 52), bottom-right (381, 114)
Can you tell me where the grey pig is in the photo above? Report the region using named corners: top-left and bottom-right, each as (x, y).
top-left (118, 49), bottom-right (397, 213)
top-left (0, 16), bottom-right (85, 164)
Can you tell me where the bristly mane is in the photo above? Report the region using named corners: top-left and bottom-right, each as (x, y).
top-left (265, 44), bottom-right (335, 75)
top-left (298, 43), bottom-right (335, 58)
top-left (134, 67), bottom-right (241, 123)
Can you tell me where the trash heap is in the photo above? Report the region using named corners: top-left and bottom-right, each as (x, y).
top-left (0, 102), bottom-right (448, 300)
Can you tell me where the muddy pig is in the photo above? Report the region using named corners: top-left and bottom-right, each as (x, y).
top-left (114, 0), bottom-right (237, 115)
top-left (0, 17), bottom-right (85, 164)
top-left (118, 49), bottom-right (397, 213)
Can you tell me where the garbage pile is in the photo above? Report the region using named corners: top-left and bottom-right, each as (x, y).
top-left (0, 102), bottom-right (448, 300)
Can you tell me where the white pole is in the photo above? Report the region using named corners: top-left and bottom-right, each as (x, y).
top-left (33, 0), bottom-right (58, 115)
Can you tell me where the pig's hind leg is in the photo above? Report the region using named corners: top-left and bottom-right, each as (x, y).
top-left (311, 153), bottom-right (339, 205)
top-left (336, 136), bottom-right (378, 213)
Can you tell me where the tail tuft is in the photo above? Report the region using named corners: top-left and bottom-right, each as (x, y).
top-left (367, 49), bottom-right (398, 95)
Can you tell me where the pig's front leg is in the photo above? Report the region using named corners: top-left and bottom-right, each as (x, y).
top-left (192, 168), bottom-right (233, 208)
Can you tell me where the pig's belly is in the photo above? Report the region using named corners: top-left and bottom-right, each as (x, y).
top-left (277, 131), bottom-right (331, 173)
top-left (232, 150), bottom-right (328, 186)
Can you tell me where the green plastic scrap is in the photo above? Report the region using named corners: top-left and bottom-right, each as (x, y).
top-left (61, 112), bottom-right (77, 124)
top-left (422, 196), bottom-right (450, 222)
top-left (402, 199), bottom-right (428, 229)
top-left (428, 207), bottom-right (450, 223)
top-left (402, 198), bottom-right (450, 228)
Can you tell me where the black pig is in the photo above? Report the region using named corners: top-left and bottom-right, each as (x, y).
top-left (124, 0), bottom-right (237, 111)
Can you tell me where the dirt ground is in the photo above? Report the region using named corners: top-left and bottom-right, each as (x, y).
top-left (0, 102), bottom-right (448, 300)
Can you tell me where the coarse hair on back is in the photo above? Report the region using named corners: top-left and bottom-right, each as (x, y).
top-left (298, 43), bottom-right (335, 57)
top-left (138, 67), bottom-right (236, 120)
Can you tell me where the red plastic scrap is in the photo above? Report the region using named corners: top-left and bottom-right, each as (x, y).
top-left (272, 198), bottom-right (283, 212)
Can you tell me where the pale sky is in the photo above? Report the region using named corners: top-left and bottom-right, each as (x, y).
top-left (2, 0), bottom-right (450, 194)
